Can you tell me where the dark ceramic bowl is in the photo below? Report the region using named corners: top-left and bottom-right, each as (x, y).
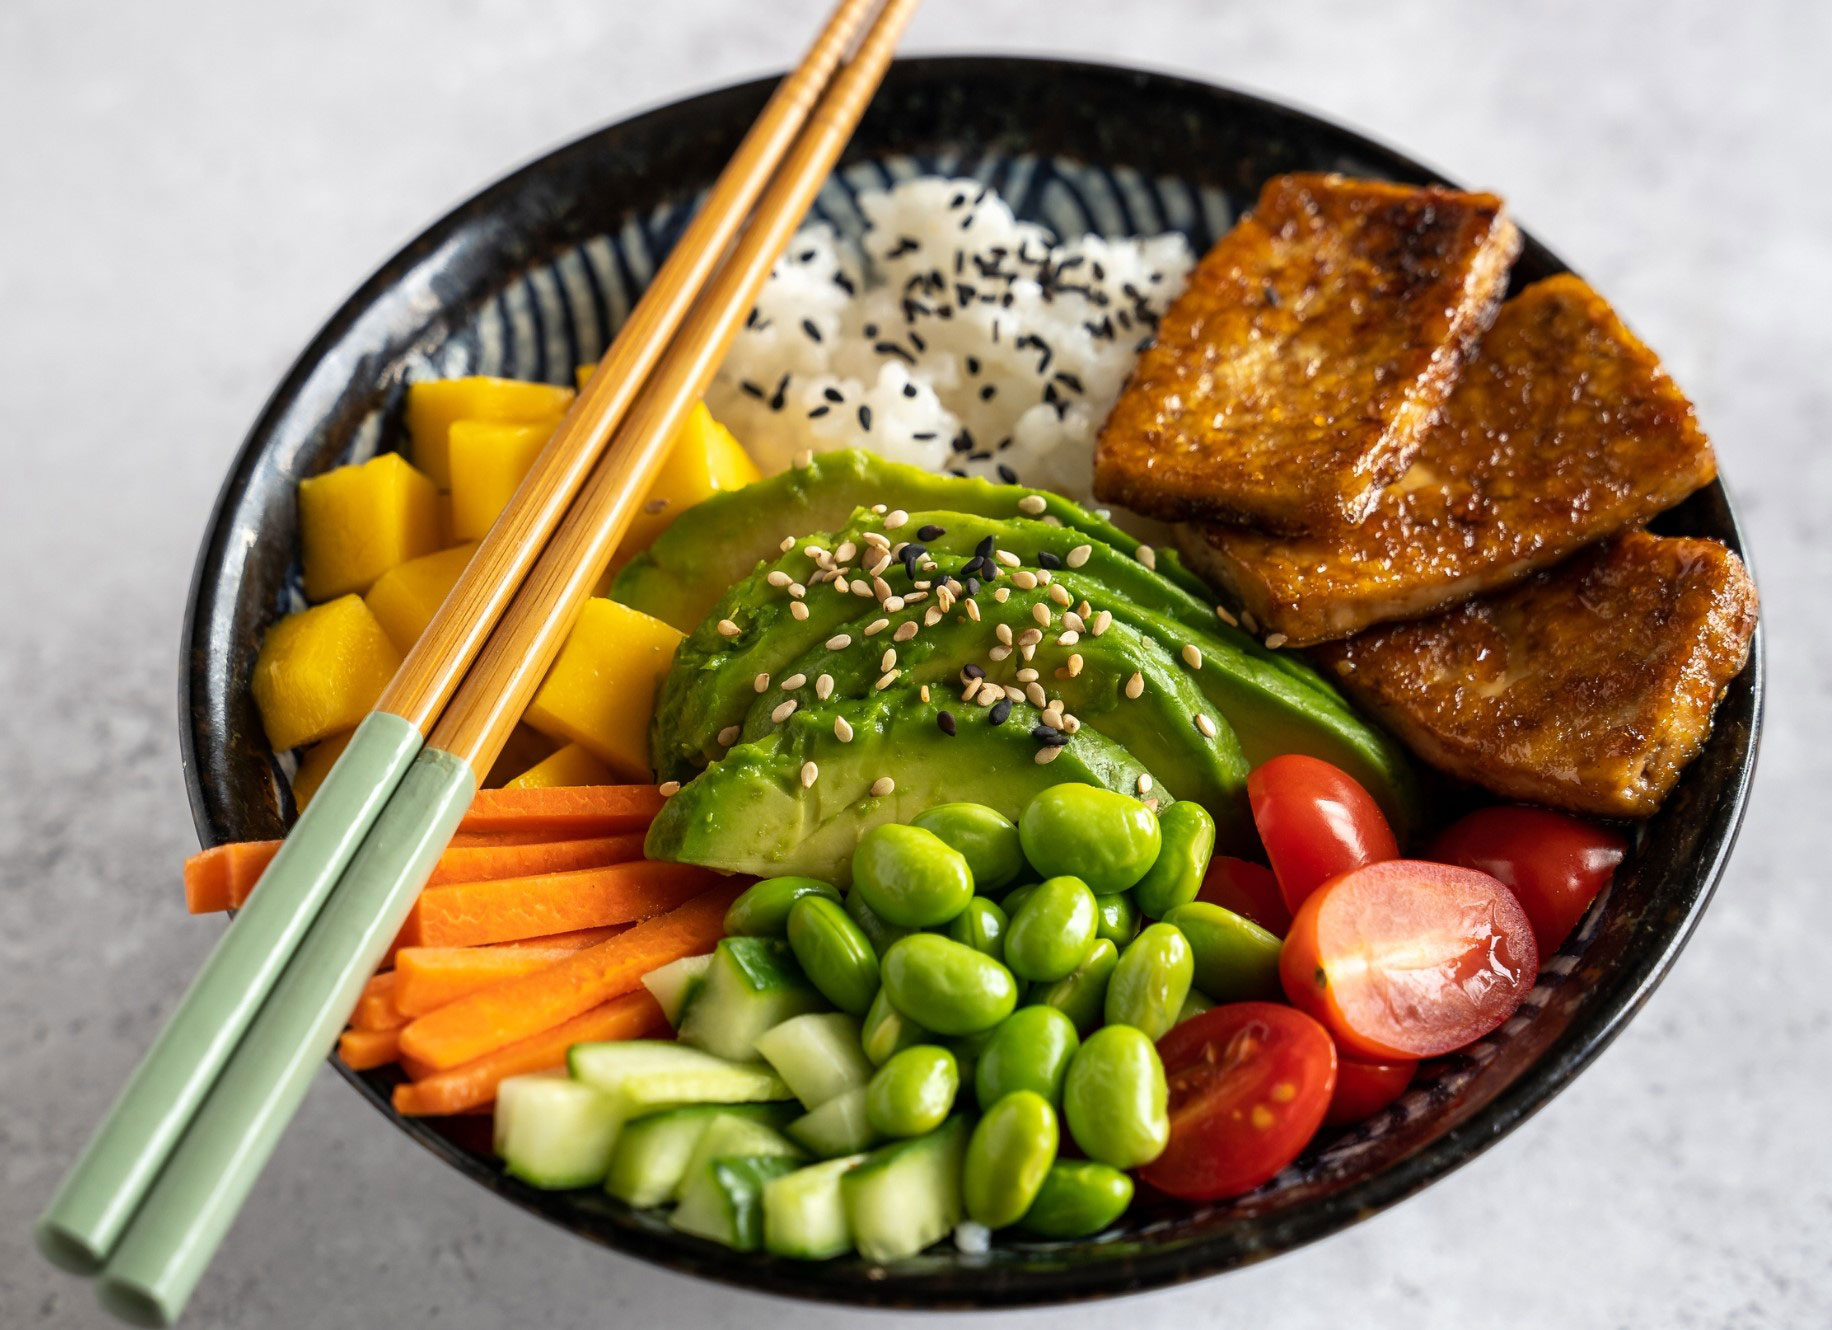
top-left (180, 57), bottom-right (1763, 1308)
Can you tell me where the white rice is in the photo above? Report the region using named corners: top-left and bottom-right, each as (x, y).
top-left (708, 177), bottom-right (1194, 501)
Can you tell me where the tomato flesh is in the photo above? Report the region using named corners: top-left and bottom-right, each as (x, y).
top-left (1280, 860), bottom-right (1539, 1061)
top-left (1142, 1003), bottom-right (1336, 1201)
top-left (1324, 1055), bottom-right (1417, 1126)
top-left (1429, 806), bottom-right (1627, 955)
top-left (1196, 856), bottom-right (1292, 936)
top-left (1248, 755), bottom-right (1399, 915)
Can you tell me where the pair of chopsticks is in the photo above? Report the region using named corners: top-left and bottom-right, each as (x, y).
top-left (37, 0), bottom-right (919, 1321)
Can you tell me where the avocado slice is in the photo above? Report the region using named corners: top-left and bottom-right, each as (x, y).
top-left (644, 689), bottom-right (1167, 883)
top-left (610, 449), bottom-right (1211, 631)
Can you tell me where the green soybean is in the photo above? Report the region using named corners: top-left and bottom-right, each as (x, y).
top-left (852, 823), bottom-right (975, 928)
top-left (1176, 987), bottom-right (1216, 1025)
top-left (974, 1005), bottom-right (1080, 1110)
top-left (1018, 784), bottom-right (1163, 893)
top-left (785, 895), bottom-right (880, 1016)
top-left (1018, 1161), bottom-right (1135, 1239)
top-left (844, 888), bottom-right (913, 956)
top-left (724, 876), bottom-right (841, 937)
top-left (1062, 1025), bottom-right (1169, 1169)
top-left (1162, 901), bottom-right (1284, 1003)
top-left (1004, 876), bottom-right (1099, 983)
top-left (861, 986), bottom-right (927, 1066)
top-left (1032, 938), bottom-right (1119, 1035)
top-left (1132, 801), bottom-right (1216, 917)
top-left (999, 882), bottom-right (1040, 920)
top-left (947, 897), bottom-right (1008, 961)
top-left (880, 934), bottom-right (1018, 1036)
top-left (1104, 923), bottom-right (1194, 1040)
top-left (865, 1045), bottom-right (959, 1138)
top-left (912, 802), bottom-right (1024, 891)
top-left (963, 1090), bottom-right (1058, 1228)
top-left (1093, 892), bottom-right (1140, 948)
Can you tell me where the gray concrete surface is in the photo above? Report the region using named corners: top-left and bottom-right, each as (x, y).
top-left (3, 1), bottom-right (1827, 1325)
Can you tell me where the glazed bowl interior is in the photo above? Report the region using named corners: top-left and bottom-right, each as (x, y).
top-left (181, 57), bottom-right (1762, 1308)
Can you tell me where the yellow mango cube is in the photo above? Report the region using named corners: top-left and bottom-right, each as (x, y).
top-left (292, 730), bottom-right (355, 810)
top-left (483, 725), bottom-right (562, 789)
top-left (405, 376), bottom-right (573, 488)
top-left (252, 596), bottom-right (402, 751)
top-left (523, 598), bottom-right (683, 778)
top-left (505, 742), bottom-right (615, 790)
top-left (448, 420), bottom-right (555, 542)
top-left (298, 453), bottom-right (440, 602)
top-left (364, 543), bottom-right (477, 655)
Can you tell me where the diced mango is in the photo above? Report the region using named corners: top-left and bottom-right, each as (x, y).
top-left (448, 420), bottom-right (555, 542)
top-left (292, 730), bottom-right (355, 810)
top-left (483, 725), bottom-right (562, 789)
top-left (405, 376), bottom-right (574, 489)
top-left (298, 453), bottom-right (441, 602)
top-left (252, 596), bottom-right (402, 751)
top-left (364, 543), bottom-right (477, 655)
top-left (621, 403), bottom-right (761, 557)
top-left (523, 598), bottom-right (683, 779)
top-left (505, 742), bottom-right (615, 790)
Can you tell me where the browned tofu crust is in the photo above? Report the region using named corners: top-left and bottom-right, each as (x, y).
top-left (1094, 173), bottom-right (1520, 530)
top-left (1311, 532), bottom-right (1757, 818)
top-left (1180, 275), bottom-right (1717, 644)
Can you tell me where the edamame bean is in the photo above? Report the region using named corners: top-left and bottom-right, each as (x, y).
top-left (845, 888), bottom-right (913, 957)
top-left (1176, 987), bottom-right (1216, 1025)
top-left (1062, 1025), bottom-right (1169, 1168)
top-left (948, 1027), bottom-right (995, 1087)
top-left (1093, 892), bottom-right (1140, 947)
top-left (865, 1045), bottom-right (959, 1138)
top-left (786, 895), bottom-right (880, 1016)
top-left (724, 876), bottom-right (841, 937)
top-left (861, 986), bottom-right (927, 1065)
top-left (1032, 938), bottom-right (1118, 1035)
top-left (1004, 876), bottom-right (1099, 983)
top-left (964, 1090), bottom-right (1058, 1228)
top-left (880, 934), bottom-right (1018, 1035)
top-left (1132, 801), bottom-right (1216, 917)
top-left (852, 823), bottom-right (975, 927)
top-left (1162, 901), bottom-right (1283, 1003)
top-left (1018, 784), bottom-right (1162, 893)
top-left (1103, 923), bottom-right (1194, 1040)
top-left (974, 1005), bottom-right (1080, 1110)
top-left (912, 802), bottom-right (1024, 891)
top-left (999, 882), bottom-right (1040, 919)
top-left (1018, 1161), bottom-right (1135, 1239)
top-left (948, 897), bottom-right (1008, 960)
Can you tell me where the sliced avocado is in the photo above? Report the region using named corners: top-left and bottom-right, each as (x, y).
top-left (610, 449), bottom-right (1210, 631)
top-left (643, 688), bottom-right (1167, 883)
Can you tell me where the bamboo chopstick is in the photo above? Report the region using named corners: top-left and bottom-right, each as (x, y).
top-left (35, 0), bottom-right (881, 1288)
top-left (92, 2), bottom-right (920, 1322)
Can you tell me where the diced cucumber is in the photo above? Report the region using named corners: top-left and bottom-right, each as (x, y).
top-left (494, 1072), bottom-right (623, 1190)
top-left (678, 937), bottom-right (826, 1063)
top-left (843, 1116), bottom-right (969, 1262)
top-left (787, 1085), bottom-right (881, 1158)
top-left (566, 1039), bottom-right (793, 1118)
top-left (671, 1155), bottom-right (802, 1251)
top-left (763, 1155), bottom-right (868, 1260)
top-left (642, 953), bottom-right (714, 1027)
top-left (603, 1103), bottom-right (793, 1208)
top-left (672, 1114), bottom-right (803, 1203)
top-left (755, 1013), bottom-right (876, 1110)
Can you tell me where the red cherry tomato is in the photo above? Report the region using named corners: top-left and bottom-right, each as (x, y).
top-left (1429, 806), bottom-right (1627, 956)
top-left (1279, 860), bottom-right (1540, 1061)
top-left (1324, 1056), bottom-right (1417, 1127)
top-left (1196, 856), bottom-right (1292, 936)
top-left (1248, 755), bottom-right (1399, 915)
top-left (1141, 1003), bottom-right (1337, 1201)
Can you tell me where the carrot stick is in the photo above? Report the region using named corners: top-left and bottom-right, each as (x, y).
top-left (393, 991), bottom-right (666, 1116)
top-left (458, 785), bottom-right (665, 837)
top-left (397, 860), bottom-right (720, 950)
top-left (492, 925), bottom-right (628, 952)
top-left (446, 829), bottom-right (577, 849)
top-left (393, 946), bottom-right (581, 1017)
top-left (182, 842), bottom-right (281, 914)
top-left (350, 973), bottom-right (406, 1031)
top-left (399, 880), bottom-right (741, 1071)
top-left (337, 1027), bottom-right (402, 1072)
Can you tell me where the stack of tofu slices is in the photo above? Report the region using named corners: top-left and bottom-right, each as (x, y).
top-left (1094, 174), bottom-right (1756, 818)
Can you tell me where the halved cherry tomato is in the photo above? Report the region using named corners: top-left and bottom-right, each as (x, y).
top-left (1324, 1055), bottom-right (1416, 1127)
top-left (1196, 856), bottom-right (1292, 936)
top-left (1248, 755), bottom-right (1399, 915)
top-left (1280, 860), bottom-right (1539, 1061)
top-left (1141, 1003), bottom-right (1337, 1201)
top-left (1429, 806), bottom-right (1627, 956)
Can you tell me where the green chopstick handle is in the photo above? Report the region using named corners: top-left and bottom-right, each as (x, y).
top-left (35, 712), bottom-right (423, 1276)
top-left (95, 745), bottom-right (476, 1327)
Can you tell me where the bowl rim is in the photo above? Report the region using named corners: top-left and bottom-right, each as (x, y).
top-left (178, 53), bottom-right (1766, 1308)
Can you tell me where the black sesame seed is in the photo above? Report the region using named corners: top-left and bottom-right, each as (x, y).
top-left (938, 711), bottom-right (957, 737)
top-left (823, 387), bottom-right (845, 403)
top-left (988, 697), bottom-right (1014, 727)
top-left (951, 434), bottom-right (973, 454)
top-left (963, 664), bottom-right (985, 680)
top-left (1031, 724), bottom-right (1069, 747)
top-left (808, 405), bottom-right (830, 419)
top-left (964, 576), bottom-right (981, 596)
top-left (966, 356), bottom-right (981, 375)
top-left (902, 383), bottom-right (918, 399)
top-left (909, 332), bottom-right (927, 353)
top-left (739, 380), bottom-right (765, 400)
top-left (857, 405), bottom-right (872, 431)
top-left (975, 535), bottom-right (996, 557)
top-left (863, 323), bottom-right (879, 339)
top-left (979, 384), bottom-right (997, 402)
top-left (1091, 261), bottom-right (1106, 281)
top-left (948, 467), bottom-right (968, 478)
top-left (769, 374), bottom-right (790, 411)
top-left (1037, 551), bottom-right (1062, 569)
top-left (798, 249), bottom-right (817, 263)
top-left (912, 431), bottom-right (938, 441)
top-left (874, 341), bottom-right (917, 364)
top-left (1264, 282), bottom-right (1281, 309)
top-left (997, 464), bottom-right (1018, 485)
top-left (968, 451), bottom-right (992, 463)
top-left (834, 272), bottom-right (856, 294)
top-left (916, 524), bottom-right (945, 541)
top-left (801, 319), bottom-right (823, 343)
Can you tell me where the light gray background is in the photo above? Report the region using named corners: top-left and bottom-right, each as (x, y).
top-left (3, 1), bottom-right (1826, 1326)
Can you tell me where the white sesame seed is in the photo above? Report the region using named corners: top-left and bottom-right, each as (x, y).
top-left (982, 688), bottom-right (1005, 709)
top-left (993, 587), bottom-right (1011, 603)
top-left (1067, 544), bottom-right (1093, 568)
top-left (870, 776), bottom-right (895, 797)
top-left (869, 556), bottom-right (892, 579)
top-left (1016, 668), bottom-right (1039, 683)
top-left (1136, 544), bottom-right (1157, 571)
top-left (1063, 611), bottom-right (1086, 632)
top-left (753, 673), bottom-right (771, 693)
top-left (880, 648), bottom-right (897, 672)
top-left (801, 761), bottom-right (819, 788)
top-left (850, 579), bottom-right (871, 597)
top-left (805, 544), bottom-right (828, 560)
top-left (1019, 627), bottom-right (1043, 646)
top-left (789, 582), bottom-right (807, 598)
top-left (767, 570), bottom-right (791, 588)
top-left (995, 549), bottom-right (1022, 568)
top-left (1240, 610), bottom-right (1259, 634)
top-left (834, 541), bottom-right (857, 565)
top-left (1061, 713), bottom-right (1081, 734)
top-left (1040, 515), bottom-right (1063, 528)
top-left (924, 606), bottom-right (944, 628)
top-left (988, 645), bottom-right (1012, 662)
top-left (1058, 630), bottom-right (1081, 646)
top-left (884, 509), bottom-right (909, 530)
top-left (1018, 494), bottom-right (1048, 515)
top-left (790, 601), bottom-right (809, 621)
top-left (863, 531), bottom-right (891, 550)
top-left (1334, 660), bottom-right (1354, 677)
top-left (779, 536), bottom-right (797, 553)
top-left (865, 618), bottom-right (890, 636)
top-left (875, 669), bottom-right (901, 691)
top-left (894, 621), bottom-right (919, 642)
top-left (1020, 644), bottom-right (1036, 662)
top-left (834, 716), bottom-right (854, 743)
top-left (659, 780), bottom-right (681, 796)
top-left (826, 633), bottom-right (853, 651)
top-left (1195, 713), bottom-right (1218, 739)
top-left (1067, 653), bottom-right (1084, 678)
top-left (780, 673), bottom-right (807, 691)
top-left (872, 576), bottom-right (892, 600)
top-left (1025, 681), bottom-right (1047, 707)
top-left (1035, 745), bottom-right (1063, 765)
top-left (1031, 603), bottom-right (1053, 628)
top-left (1005, 685), bottom-right (1025, 703)
top-left (1138, 773), bottom-right (1154, 794)
top-left (962, 678), bottom-right (983, 702)
top-left (717, 725), bottom-right (740, 746)
top-left (905, 590), bottom-right (929, 604)
top-left (935, 586), bottom-right (955, 612)
top-left (1042, 705), bottom-right (1064, 727)
top-left (920, 684), bottom-right (931, 702)
top-left (1125, 671), bottom-right (1145, 699)
top-left (772, 699), bottom-right (799, 724)
top-left (1265, 633), bottom-right (1289, 649)
top-left (1215, 604), bottom-right (1239, 627)
top-left (883, 595), bottom-right (906, 612)
top-left (1035, 569), bottom-right (1053, 585)
top-left (718, 618), bottom-right (741, 638)
top-left (965, 599), bottom-right (981, 622)
top-left (1049, 584), bottom-right (1073, 607)
top-left (1144, 796), bottom-right (1159, 813)
top-left (871, 503), bottom-right (888, 515)
top-left (794, 449), bottom-right (814, 469)
top-left (1077, 600), bottom-right (1092, 618)
top-left (1182, 644), bottom-right (1203, 670)
top-left (816, 673), bottom-right (834, 700)
top-left (1091, 610), bottom-right (1112, 637)
top-left (995, 623), bottom-right (1014, 646)
top-left (1011, 569), bottom-right (1038, 591)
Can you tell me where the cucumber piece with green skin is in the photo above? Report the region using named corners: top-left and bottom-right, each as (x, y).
top-left (494, 1072), bottom-right (623, 1190)
top-left (670, 1114), bottom-right (804, 1204)
top-left (762, 1154), bottom-right (869, 1260)
top-left (640, 953), bottom-right (713, 1027)
top-left (603, 1103), bottom-right (794, 1208)
top-left (676, 937), bottom-right (826, 1063)
top-left (842, 1115), bottom-right (970, 1262)
top-left (671, 1155), bottom-right (802, 1252)
top-left (787, 1085), bottom-right (881, 1158)
top-left (754, 1013), bottom-right (877, 1111)
top-left (565, 1039), bottom-right (794, 1116)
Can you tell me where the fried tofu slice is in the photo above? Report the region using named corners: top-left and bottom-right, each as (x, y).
top-left (1095, 173), bottom-right (1521, 530)
top-left (1311, 532), bottom-right (1756, 817)
top-left (1180, 275), bottom-right (1717, 644)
